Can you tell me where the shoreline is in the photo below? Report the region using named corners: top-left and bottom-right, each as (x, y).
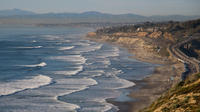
top-left (85, 36), bottom-right (185, 112)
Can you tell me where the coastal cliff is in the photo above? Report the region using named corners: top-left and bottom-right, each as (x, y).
top-left (86, 19), bottom-right (200, 112)
top-left (142, 73), bottom-right (200, 112)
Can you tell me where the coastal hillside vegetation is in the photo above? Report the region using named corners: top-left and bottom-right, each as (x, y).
top-left (141, 73), bottom-right (200, 112)
top-left (88, 19), bottom-right (200, 57)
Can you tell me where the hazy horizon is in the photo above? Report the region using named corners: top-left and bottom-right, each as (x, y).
top-left (1, 0), bottom-right (200, 16)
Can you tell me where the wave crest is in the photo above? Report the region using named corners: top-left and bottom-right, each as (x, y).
top-left (0, 75), bottom-right (52, 96)
top-left (20, 62), bottom-right (47, 67)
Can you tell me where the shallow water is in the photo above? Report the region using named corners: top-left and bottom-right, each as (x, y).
top-left (0, 25), bottom-right (155, 112)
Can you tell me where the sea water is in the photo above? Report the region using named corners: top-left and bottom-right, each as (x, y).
top-left (0, 25), bottom-right (155, 112)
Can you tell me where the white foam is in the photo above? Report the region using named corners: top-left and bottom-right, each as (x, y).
top-left (15, 46), bottom-right (43, 49)
top-left (57, 77), bottom-right (98, 86)
top-left (113, 77), bottom-right (135, 89)
top-left (75, 42), bottom-right (91, 46)
top-left (102, 59), bottom-right (111, 65)
top-left (51, 78), bottom-right (98, 97)
top-left (103, 102), bottom-right (118, 112)
top-left (58, 46), bottom-right (74, 51)
top-left (49, 55), bottom-right (86, 64)
top-left (93, 44), bottom-right (103, 51)
top-left (76, 76), bottom-right (134, 112)
top-left (53, 98), bottom-right (80, 111)
top-left (98, 76), bottom-right (135, 90)
top-left (94, 58), bottom-right (111, 66)
top-left (53, 66), bottom-right (83, 76)
top-left (82, 99), bottom-right (118, 112)
top-left (75, 44), bottom-right (103, 53)
top-left (0, 75), bottom-right (52, 96)
top-left (0, 78), bottom-right (97, 112)
top-left (32, 40), bottom-right (37, 43)
top-left (97, 47), bottom-right (120, 58)
top-left (34, 46), bottom-right (43, 48)
top-left (83, 70), bottom-right (105, 77)
top-left (63, 40), bottom-right (71, 42)
top-left (20, 62), bottom-right (47, 67)
top-left (42, 35), bottom-right (61, 40)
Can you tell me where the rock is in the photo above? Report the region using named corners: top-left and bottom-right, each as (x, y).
top-left (113, 32), bottom-right (137, 37)
top-left (137, 32), bottom-right (149, 37)
top-left (87, 32), bottom-right (97, 37)
top-left (164, 32), bottom-right (174, 41)
top-left (149, 31), bottom-right (163, 38)
top-left (117, 37), bottom-right (140, 46)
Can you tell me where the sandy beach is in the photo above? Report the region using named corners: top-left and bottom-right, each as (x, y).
top-left (86, 36), bottom-right (185, 112)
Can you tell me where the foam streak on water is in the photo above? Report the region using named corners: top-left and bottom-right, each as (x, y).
top-left (48, 55), bottom-right (87, 64)
top-left (58, 46), bottom-right (75, 50)
top-left (19, 62), bottom-right (47, 67)
top-left (0, 75), bottom-right (52, 96)
top-left (15, 46), bottom-right (43, 49)
top-left (0, 78), bottom-right (97, 112)
top-left (53, 66), bottom-right (83, 76)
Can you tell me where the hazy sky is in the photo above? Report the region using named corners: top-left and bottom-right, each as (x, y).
top-left (0, 0), bottom-right (200, 16)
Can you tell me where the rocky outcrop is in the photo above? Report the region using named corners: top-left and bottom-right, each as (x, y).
top-left (137, 32), bottom-right (149, 37)
top-left (87, 32), bottom-right (97, 37)
top-left (113, 32), bottom-right (137, 37)
top-left (88, 29), bottom-right (174, 41)
top-left (116, 37), bottom-right (141, 46)
top-left (164, 32), bottom-right (174, 41)
top-left (149, 31), bottom-right (163, 38)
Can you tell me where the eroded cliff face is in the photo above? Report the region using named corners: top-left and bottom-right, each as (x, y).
top-left (149, 31), bottom-right (162, 38)
top-left (164, 32), bottom-right (174, 41)
top-left (89, 31), bottom-right (160, 52)
top-left (113, 32), bottom-right (137, 37)
top-left (88, 30), bottom-right (174, 42)
top-left (137, 32), bottom-right (149, 37)
top-left (87, 32), bottom-right (154, 50)
top-left (86, 32), bottom-right (169, 64)
top-left (87, 32), bottom-right (97, 37)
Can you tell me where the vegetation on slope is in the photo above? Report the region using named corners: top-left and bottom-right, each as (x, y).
top-left (141, 73), bottom-right (200, 112)
top-left (89, 19), bottom-right (200, 58)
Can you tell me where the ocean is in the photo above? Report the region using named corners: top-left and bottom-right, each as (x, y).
top-left (0, 25), bottom-right (155, 112)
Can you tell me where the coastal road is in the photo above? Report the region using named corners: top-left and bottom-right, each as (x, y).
top-left (168, 36), bottom-right (200, 80)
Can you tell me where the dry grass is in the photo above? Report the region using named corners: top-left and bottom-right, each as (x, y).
top-left (141, 73), bottom-right (200, 112)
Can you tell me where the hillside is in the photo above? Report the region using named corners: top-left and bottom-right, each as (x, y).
top-left (0, 9), bottom-right (35, 16)
top-left (92, 19), bottom-right (200, 56)
top-left (95, 19), bottom-right (200, 41)
top-left (142, 73), bottom-right (200, 112)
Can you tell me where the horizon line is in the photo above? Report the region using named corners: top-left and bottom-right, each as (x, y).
top-left (0, 8), bottom-right (200, 17)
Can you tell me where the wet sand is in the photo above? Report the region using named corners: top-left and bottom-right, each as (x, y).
top-left (107, 62), bottom-right (184, 112)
